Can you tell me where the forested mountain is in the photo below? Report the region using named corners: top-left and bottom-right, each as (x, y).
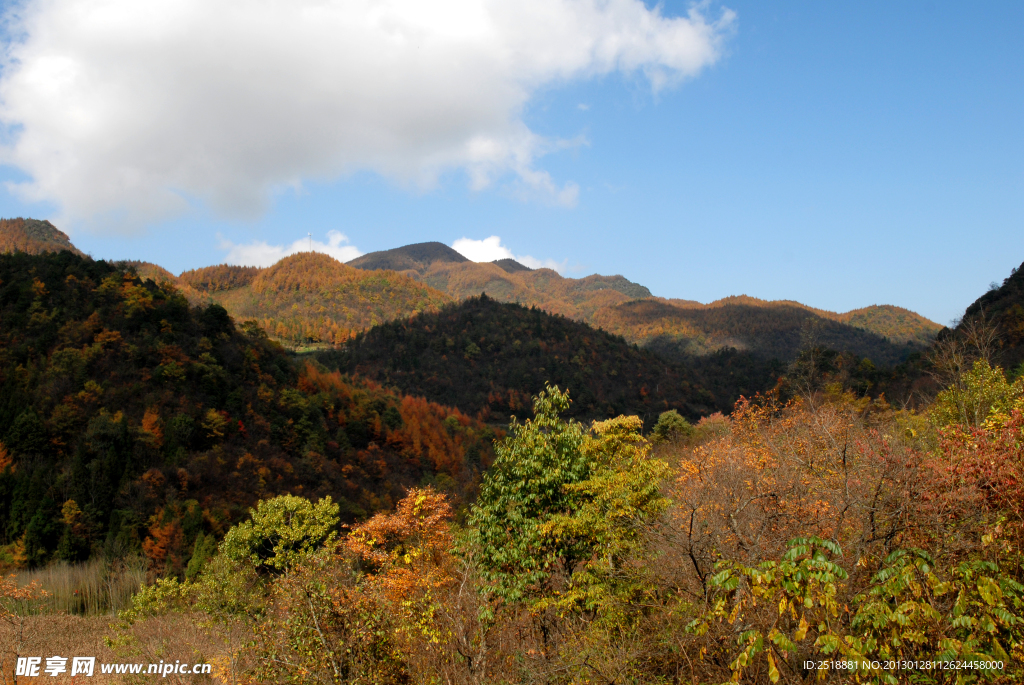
top-left (316, 295), bottom-right (717, 424)
top-left (116, 260), bottom-right (177, 284)
top-left (838, 304), bottom-right (941, 347)
top-left (594, 298), bottom-right (925, 365)
top-left (178, 264), bottom-right (260, 292)
top-left (347, 243), bottom-right (652, 321)
top-left (345, 244), bottom-right (938, 355)
top-left (185, 253), bottom-right (451, 344)
top-left (492, 258), bottom-right (532, 273)
top-left (0, 252), bottom-right (494, 570)
top-left (0, 218), bottom-right (84, 257)
top-left (0, 221), bottom-right (941, 370)
top-left (961, 259), bottom-right (1024, 371)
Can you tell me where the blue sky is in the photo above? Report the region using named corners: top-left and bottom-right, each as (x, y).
top-left (0, 1), bottom-right (1021, 325)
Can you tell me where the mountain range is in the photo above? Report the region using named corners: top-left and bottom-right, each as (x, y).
top-left (0, 220), bottom-right (947, 396)
top-left (169, 240), bottom-right (941, 360)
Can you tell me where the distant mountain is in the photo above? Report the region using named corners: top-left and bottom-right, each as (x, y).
top-left (492, 258), bottom-right (532, 273)
top-left (56, 229), bottom-right (938, 372)
top-left (649, 296), bottom-right (940, 348)
top-left (346, 241), bottom-right (468, 272)
top-left (414, 261), bottom-right (651, 320)
top-left (593, 298), bottom-right (925, 366)
top-left (190, 252), bottom-right (451, 344)
top-left (345, 243), bottom-right (937, 363)
top-left (837, 305), bottom-right (941, 348)
top-left (346, 243), bottom-right (652, 320)
top-left (178, 264), bottom-right (260, 292)
top-left (0, 218), bottom-right (84, 257)
top-left (116, 260), bottom-right (177, 284)
top-left (317, 295), bottom-right (717, 424)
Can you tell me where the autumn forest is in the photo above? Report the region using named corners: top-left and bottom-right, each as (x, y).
top-left (1, 217), bottom-right (1024, 683)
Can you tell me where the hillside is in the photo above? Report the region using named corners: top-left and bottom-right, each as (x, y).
top-left (178, 264), bottom-right (260, 292)
top-left (0, 218), bottom-right (85, 256)
top-left (316, 295), bottom-right (717, 424)
top-left (415, 261), bottom-right (650, 320)
top-left (186, 253), bottom-right (452, 344)
top-left (492, 258), bottom-right (532, 273)
top-left (593, 298), bottom-right (928, 365)
top-left (116, 260), bottom-right (177, 284)
top-left (0, 251), bottom-right (494, 570)
top-left (837, 304), bottom-right (942, 347)
top-left (657, 295), bottom-right (940, 348)
top-left (345, 243), bottom-right (651, 321)
top-left (961, 259), bottom-right (1024, 371)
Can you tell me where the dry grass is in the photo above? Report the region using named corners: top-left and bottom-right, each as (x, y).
top-left (12, 557), bottom-right (147, 617)
top-left (0, 614), bottom-right (119, 684)
top-left (0, 613), bottom-right (240, 684)
top-left (0, 555), bottom-right (247, 684)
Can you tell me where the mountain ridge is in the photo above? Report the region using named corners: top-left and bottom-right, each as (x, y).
top-left (317, 294), bottom-right (716, 423)
top-left (0, 220), bottom-right (942, 358)
top-left (346, 241), bottom-right (468, 272)
top-left (0, 217), bottom-right (85, 257)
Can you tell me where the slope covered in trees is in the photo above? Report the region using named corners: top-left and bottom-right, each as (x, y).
top-left (317, 295), bottom-right (717, 423)
top-left (178, 264), bottom-right (260, 292)
top-left (838, 303), bottom-right (941, 347)
top-left (108, 368), bottom-right (1024, 684)
top-left (116, 260), bottom-right (177, 284)
top-left (345, 244), bottom-right (937, 354)
top-left (0, 218), bottom-right (84, 257)
top-left (594, 298), bottom-right (927, 365)
top-left (189, 253), bottom-right (452, 344)
top-left (658, 295), bottom-right (940, 346)
top-left (961, 259), bottom-right (1024, 371)
top-left (0, 252), bottom-right (494, 571)
top-left (0, 222), bottom-right (940, 375)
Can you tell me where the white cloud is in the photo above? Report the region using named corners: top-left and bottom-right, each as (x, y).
top-left (219, 230), bottom-right (362, 268)
top-left (0, 0), bottom-right (734, 231)
top-left (452, 235), bottom-right (568, 274)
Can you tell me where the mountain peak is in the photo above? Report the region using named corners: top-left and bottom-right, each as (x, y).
top-left (492, 258), bottom-right (533, 273)
top-left (0, 218), bottom-right (84, 256)
top-left (347, 241), bottom-right (468, 273)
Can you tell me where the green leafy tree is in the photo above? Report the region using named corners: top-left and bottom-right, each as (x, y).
top-left (539, 415), bottom-right (669, 616)
top-left (845, 546), bottom-right (1024, 674)
top-left (185, 531), bottom-right (217, 579)
top-left (651, 408), bottom-right (694, 443)
top-left (468, 385), bottom-right (589, 604)
top-left (932, 359), bottom-right (1024, 429)
top-left (469, 386), bottom-right (670, 617)
top-left (220, 494), bottom-right (340, 573)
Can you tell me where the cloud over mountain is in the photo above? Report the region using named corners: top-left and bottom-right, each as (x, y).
top-left (452, 235), bottom-right (568, 273)
top-left (220, 230), bottom-right (362, 267)
top-left (0, 0), bottom-right (733, 231)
